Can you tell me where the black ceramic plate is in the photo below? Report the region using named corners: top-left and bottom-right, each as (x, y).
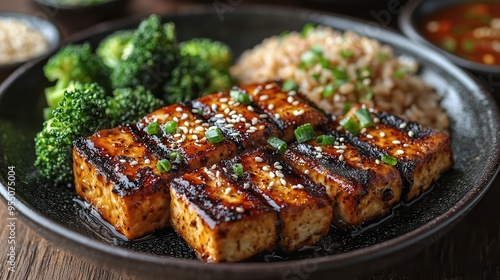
top-left (1, 5), bottom-right (499, 280)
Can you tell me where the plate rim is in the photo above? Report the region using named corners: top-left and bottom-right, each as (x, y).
top-left (1, 3), bottom-right (500, 277)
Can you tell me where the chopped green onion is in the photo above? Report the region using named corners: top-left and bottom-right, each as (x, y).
top-left (360, 89), bottom-right (374, 101)
top-left (441, 37), bottom-right (457, 52)
top-left (381, 155), bottom-right (397, 166)
top-left (147, 122), bottom-right (159, 135)
top-left (342, 102), bottom-right (352, 115)
top-left (282, 79), bottom-right (299, 92)
top-left (322, 83), bottom-right (335, 98)
top-left (311, 45), bottom-right (323, 55)
top-left (320, 57), bottom-right (331, 69)
top-left (279, 30), bottom-right (290, 39)
top-left (294, 123), bottom-right (316, 143)
top-left (462, 39), bottom-right (475, 53)
top-left (267, 137), bottom-right (287, 155)
top-left (340, 49), bottom-right (353, 58)
top-left (357, 67), bottom-right (371, 80)
top-left (230, 89), bottom-right (251, 105)
top-left (301, 23), bottom-right (315, 38)
top-left (232, 163), bottom-right (244, 177)
top-left (332, 67), bottom-right (348, 83)
top-left (157, 159), bottom-right (171, 172)
top-left (169, 151), bottom-right (182, 163)
top-left (316, 135), bottom-right (335, 146)
top-left (206, 127), bottom-right (224, 144)
top-left (354, 107), bottom-right (375, 128)
top-left (311, 73), bottom-right (321, 82)
top-left (375, 51), bottom-right (389, 62)
top-left (164, 120), bottom-right (177, 134)
top-left (394, 68), bottom-right (412, 79)
top-left (339, 116), bottom-right (361, 135)
top-left (300, 50), bottom-right (319, 66)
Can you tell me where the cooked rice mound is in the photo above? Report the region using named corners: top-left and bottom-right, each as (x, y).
top-left (230, 25), bottom-right (449, 130)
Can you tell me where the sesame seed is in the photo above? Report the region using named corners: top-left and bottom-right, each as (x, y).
top-left (229, 132), bottom-right (239, 136)
top-left (202, 123), bottom-right (210, 127)
top-left (174, 133), bottom-right (181, 138)
top-left (396, 149), bottom-right (405, 155)
top-left (274, 113), bottom-right (280, 119)
top-left (268, 104), bottom-right (275, 110)
top-left (259, 95), bottom-right (269, 101)
top-left (375, 159), bottom-right (380, 164)
top-left (211, 104), bottom-right (218, 111)
top-left (228, 110), bottom-right (236, 116)
top-left (280, 178), bottom-right (287, 185)
top-left (216, 119), bottom-right (225, 124)
top-left (220, 98), bottom-right (228, 102)
top-left (224, 187), bottom-right (232, 195)
top-left (276, 170), bottom-right (284, 178)
top-left (173, 117), bottom-right (179, 122)
top-left (224, 107), bottom-right (230, 114)
top-left (259, 114), bottom-right (268, 119)
top-left (366, 134), bottom-right (374, 139)
top-left (304, 169), bottom-right (310, 175)
top-left (247, 105), bottom-right (254, 111)
top-left (315, 146), bottom-right (323, 152)
top-left (191, 109), bottom-right (199, 114)
top-left (180, 113), bottom-right (188, 120)
top-left (399, 122), bottom-right (407, 129)
top-left (373, 117), bottom-right (380, 123)
top-left (130, 160), bottom-right (139, 166)
top-left (293, 109), bottom-right (304, 116)
top-left (235, 206), bottom-right (245, 213)
top-left (114, 166), bottom-right (119, 172)
top-left (339, 137), bottom-right (345, 142)
top-left (292, 100), bottom-right (300, 106)
top-left (403, 144), bottom-right (410, 147)
top-left (316, 153), bottom-right (323, 159)
top-left (288, 90), bottom-right (296, 96)
top-left (380, 132), bottom-right (386, 137)
top-left (265, 84), bottom-right (274, 90)
top-left (255, 156), bottom-right (263, 163)
top-left (195, 126), bottom-right (205, 132)
top-left (339, 154), bottom-right (345, 161)
top-left (336, 150), bottom-right (345, 154)
top-left (215, 113), bottom-right (224, 118)
top-left (392, 140), bottom-right (401, 145)
top-left (144, 159), bottom-right (151, 164)
top-left (408, 131), bottom-right (415, 137)
top-left (119, 159), bottom-right (126, 163)
top-left (263, 166), bottom-right (271, 171)
top-left (243, 183), bottom-right (250, 189)
top-left (287, 96), bottom-right (294, 103)
top-left (175, 107), bottom-right (182, 112)
top-left (225, 124), bottom-right (234, 128)
top-left (192, 135), bottom-right (198, 140)
top-left (179, 126), bottom-right (188, 134)
top-left (195, 119), bottom-right (203, 124)
top-left (269, 171), bottom-right (275, 178)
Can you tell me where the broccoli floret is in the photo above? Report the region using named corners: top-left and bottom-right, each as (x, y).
top-left (162, 38), bottom-right (234, 104)
top-left (43, 43), bottom-right (111, 110)
top-left (96, 30), bottom-right (134, 68)
top-left (106, 86), bottom-right (165, 126)
top-left (111, 15), bottom-right (180, 96)
top-left (34, 82), bottom-right (109, 185)
top-left (180, 38), bottom-right (233, 71)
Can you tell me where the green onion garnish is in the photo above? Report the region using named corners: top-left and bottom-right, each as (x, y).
top-left (294, 123), bottom-right (316, 143)
top-left (206, 127), bottom-right (224, 144)
top-left (357, 67), bottom-right (371, 80)
top-left (322, 83), bottom-right (335, 98)
top-left (394, 68), bottom-right (412, 79)
top-left (441, 37), bottom-right (457, 52)
top-left (164, 121), bottom-right (177, 134)
top-left (157, 159), bottom-right (171, 172)
top-left (282, 79), bottom-right (299, 92)
top-left (169, 151), bottom-right (182, 163)
top-left (375, 51), bottom-right (389, 63)
top-left (381, 155), bottom-right (397, 166)
top-left (316, 135), bottom-right (335, 146)
top-left (311, 73), bottom-right (321, 82)
top-left (342, 102), bottom-right (352, 115)
top-left (267, 137), bottom-right (287, 155)
top-left (340, 49), bottom-right (353, 58)
top-left (232, 163), bottom-right (244, 177)
top-left (339, 116), bottom-right (361, 135)
top-left (332, 67), bottom-right (348, 84)
top-left (230, 89), bottom-right (251, 105)
top-left (354, 107), bottom-right (375, 128)
top-left (147, 122), bottom-right (159, 135)
top-left (311, 45), bottom-right (323, 55)
top-left (301, 23), bottom-right (315, 38)
top-left (300, 50), bottom-right (319, 66)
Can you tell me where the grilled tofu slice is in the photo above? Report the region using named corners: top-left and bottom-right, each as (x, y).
top-left (137, 104), bottom-right (238, 172)
top-left (73, 124), bottom-right (175, 240)
top-left (241, 82), bottom-right (329, 142)
top-left (222, 147), bottom-right (333, 252)
top-left (170, 165), bottom-right (277, 263)
top-left (284, 135), bottom-right (403, 229)
top-left (336, 106), bottom-right (453, 201)
top-left (189, 91), bottom-right (279, 151)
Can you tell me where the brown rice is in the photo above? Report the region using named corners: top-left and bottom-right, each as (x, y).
top-left (230, 25), bottom-right (449, 130)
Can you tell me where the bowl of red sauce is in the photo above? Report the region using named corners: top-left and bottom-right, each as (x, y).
top-left (400, 0), bottom-right (500, 78)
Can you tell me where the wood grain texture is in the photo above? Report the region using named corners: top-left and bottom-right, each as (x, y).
top-left (0, 0), bottom-right (499, 279)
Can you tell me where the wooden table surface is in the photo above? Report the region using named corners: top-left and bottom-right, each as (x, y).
top-left (0, 0), bottom-right (499, 279)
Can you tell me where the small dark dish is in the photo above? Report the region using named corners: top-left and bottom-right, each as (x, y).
top-left (0, 12), bottom-right (60, 79)
top-left (0, 4), bottom-right (499, 280)
top-left (30, 0), bottom-right (128, 20)
top-left (399, 0), bottom-right (500, 78)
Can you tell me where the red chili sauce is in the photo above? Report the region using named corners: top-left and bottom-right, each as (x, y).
top-left (419, 2), bottom-right (500, 65)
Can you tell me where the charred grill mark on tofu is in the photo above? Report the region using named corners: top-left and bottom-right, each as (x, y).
top-left (170, 165), bottom-right (277, 262)
top-left (242, 82), bottom-right (329, 142)
top-left (188, 92), bottom-right (278, 151)
top-left (137, 104), bottom-right (238, 172)
top-left (285, 134), bottom-right (402, 228)
top-left (221, 147), bottom-right (333, 252)
top-left (73, 125), bottom-right (174, 240)
top-left (336, 106), bottom-right (453, 201)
